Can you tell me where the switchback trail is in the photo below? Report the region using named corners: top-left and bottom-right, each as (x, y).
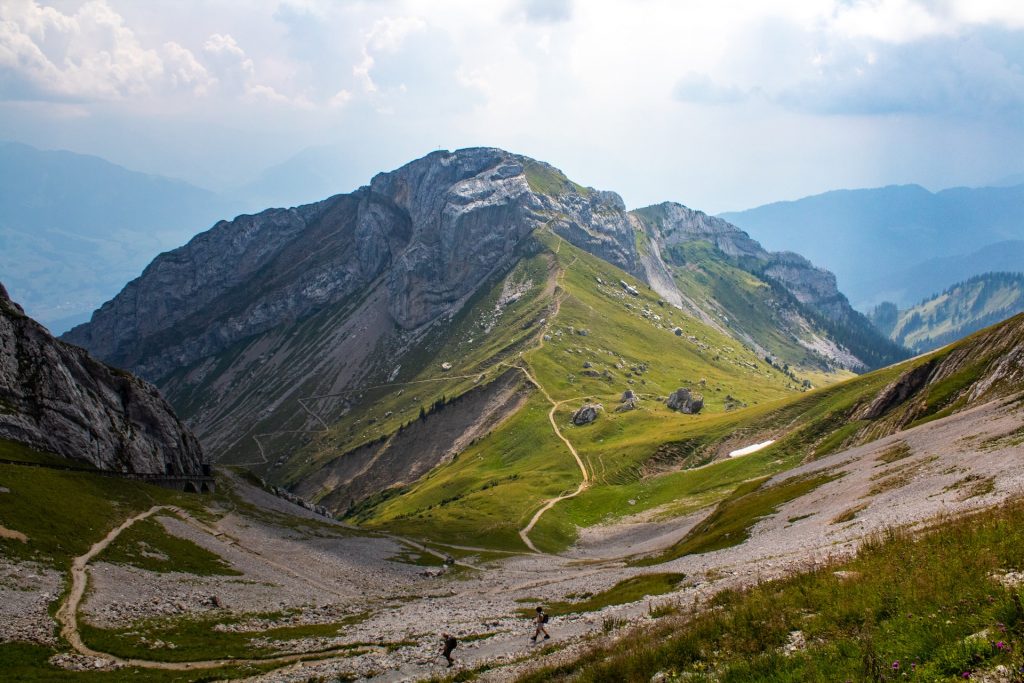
top-left (508, 245), bottom-right (592, 553)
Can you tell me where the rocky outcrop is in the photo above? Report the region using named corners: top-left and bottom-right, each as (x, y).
top-left (617, 390), bottom-right (638, 412)
top-left (572, 403), bottom-right (603, 425)
top-left (0, 284), bottom-right (204, 473)
top-left (666, 388), bottom-right (704, 414)
top-left (63, 149), bottom-right (547, 381)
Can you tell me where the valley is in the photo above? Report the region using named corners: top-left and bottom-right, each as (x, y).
top-left (3, 148), bottom-right (1024, 682)
top-left (2, 376), bottom-right (1023, 681)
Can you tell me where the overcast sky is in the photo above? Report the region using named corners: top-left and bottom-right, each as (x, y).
top-left (2, 0), bottom-right (1023, 213)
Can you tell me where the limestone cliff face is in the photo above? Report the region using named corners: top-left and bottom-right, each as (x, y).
top-left (64, 148), bottom-right (550, 380)
top-left (0, 284), bottom-right (204, 473)
top-left (63, 147), bottom-right (891, 391)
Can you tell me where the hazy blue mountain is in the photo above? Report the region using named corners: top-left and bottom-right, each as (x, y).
top-left (233, 144), bottom-right (360, 210)
top-left (0, 142), bottom-right (239, 332)
top-left (881, 240), bottom-right (1024, 307)
top-left (719, 184), bottom-right (1024, 309)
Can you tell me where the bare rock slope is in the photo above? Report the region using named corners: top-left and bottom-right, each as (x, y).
top-left (0, 283), bottom-right (204, 474)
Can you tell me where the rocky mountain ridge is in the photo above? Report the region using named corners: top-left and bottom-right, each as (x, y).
top-left (0, 283), bottom-right (204, 474)
top-left (65, 148), bottom-right (892, 383)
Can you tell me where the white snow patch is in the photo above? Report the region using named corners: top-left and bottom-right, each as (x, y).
top-left (729, 440), bottom-right (776, 458)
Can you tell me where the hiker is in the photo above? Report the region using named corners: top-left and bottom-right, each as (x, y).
top-left (441, 632), bottom-right (458, 667)
top-left (530, 606), bottom-right (550, 642)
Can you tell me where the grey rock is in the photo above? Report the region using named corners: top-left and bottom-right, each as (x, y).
top-left (666, 388), bottom-right (704, 414)
top-left (0, 284), bottom-right (203, 474)
top-left (621, 389), bottom-right (636, 402)
top-left (673, 327), bottom-right (683, 336)
top-left (571, 403), bottom-right (602, 425)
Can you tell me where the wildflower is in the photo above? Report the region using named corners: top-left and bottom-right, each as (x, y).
top-left (892, 661), bottom-right (900, 671)
top-left (995, 640), bottom-right (1007, 650)
top-left (962, 672), bottom-right (971, 679)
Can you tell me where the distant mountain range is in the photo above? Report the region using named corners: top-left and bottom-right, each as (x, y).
top-left (869, 272), bottom-right (1024, 354)
top-left (0, 142), bottom-right (242, 332)
top-left (720, 183), bottom-right (1024, 310)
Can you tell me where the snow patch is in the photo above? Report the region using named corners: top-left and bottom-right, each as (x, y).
top-left (729, 440), bottom-right (776, 458)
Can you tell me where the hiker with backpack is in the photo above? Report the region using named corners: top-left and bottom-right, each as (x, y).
top-left (441, 632), bottom-right (458, 667)
top-left (530, 606), bottom-right (550, 642)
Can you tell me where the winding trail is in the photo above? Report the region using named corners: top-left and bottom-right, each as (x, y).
top-left (52, 498), bottom-right (488, 673)
top-left (505, 245), bottom-right (593, 553)
top-left (54, 504), bottom-right (396, 672)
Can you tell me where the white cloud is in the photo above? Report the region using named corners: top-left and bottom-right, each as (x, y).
top-left (353, 16), bottom-right (427, 94)
top-left (162, 41), bottom-right (213, 95)
top-left (201, 32), bottom-right (301, 105)
top-left (0, 0), bottom-right (162, 101)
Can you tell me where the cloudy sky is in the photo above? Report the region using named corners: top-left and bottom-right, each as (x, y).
top-left (2, 0), bottom-right (1023, 213)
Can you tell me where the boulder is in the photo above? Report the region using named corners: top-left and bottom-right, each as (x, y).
top-left (571, 403), bottom-right (603, 425)
top-left (666, 388), bottom-right (703, 414)
top-left (621, 389), bottom-right (636, 402)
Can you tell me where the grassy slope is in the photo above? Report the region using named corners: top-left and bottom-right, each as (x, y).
top-left (517, 499), bottom-right (1024, 683)
top-left (357, 236), bottom-right (817, 551)
top-left (0, 440), bottom-right (209, 567)
top-left (665, 240), bottom-right (839, 374)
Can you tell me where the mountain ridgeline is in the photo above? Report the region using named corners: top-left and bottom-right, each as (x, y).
top-left (0, 142), bottom-right (240, 333)
top-left (870, 272), bottom-right (1024, 354)
top-left (720, 183), bottom-right (1024, 309)
top-left (63, 148), bottom-right (905, 523)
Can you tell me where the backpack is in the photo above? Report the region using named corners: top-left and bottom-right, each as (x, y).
top-left (446, 636), bottom-right (458, 650)
top-left (542, 613), bottom-right (549, 624)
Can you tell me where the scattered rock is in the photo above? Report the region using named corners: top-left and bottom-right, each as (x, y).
top-left (666, 388), bottom-right (703, 414)
top-left (0, 486), bottom-right (9, 494)
top-left (572, 404), bottom-right (602, 425)
top-left (441, 362), bottom-right (452, 371)
top-left (621, 390), bottom-right (636, 402)
top-left (582, 361), bottom-right (593, 369)
top-left (673, 327), bottom-right (683, 336)
top-left (783, 630), bottom-right (806, 654)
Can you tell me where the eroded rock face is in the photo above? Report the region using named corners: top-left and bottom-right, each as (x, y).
top-left (63, 147), bottom-right (882, 387)
top-left (0, 284), bottom-right (204, 474)
top-left (666, 388), bottom-right (704, 414)
top-left (572, 403), bottom-right (603, 425)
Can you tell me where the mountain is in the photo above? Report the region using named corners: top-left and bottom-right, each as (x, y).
top-left (869, 272), bottom-right (1024, 354)
top-left (719, 183), bottom-right (1024, 309)
top-left (877, 240), bottom-right (1024, 307)
top-left (233, 144), bottom-right (360, 211)
top-left (0, 283), bottom-right (203, 474)
top-left (0, 142), bottom-right (240, 333)
top-left (63, 148), bottom-right (903, 548)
